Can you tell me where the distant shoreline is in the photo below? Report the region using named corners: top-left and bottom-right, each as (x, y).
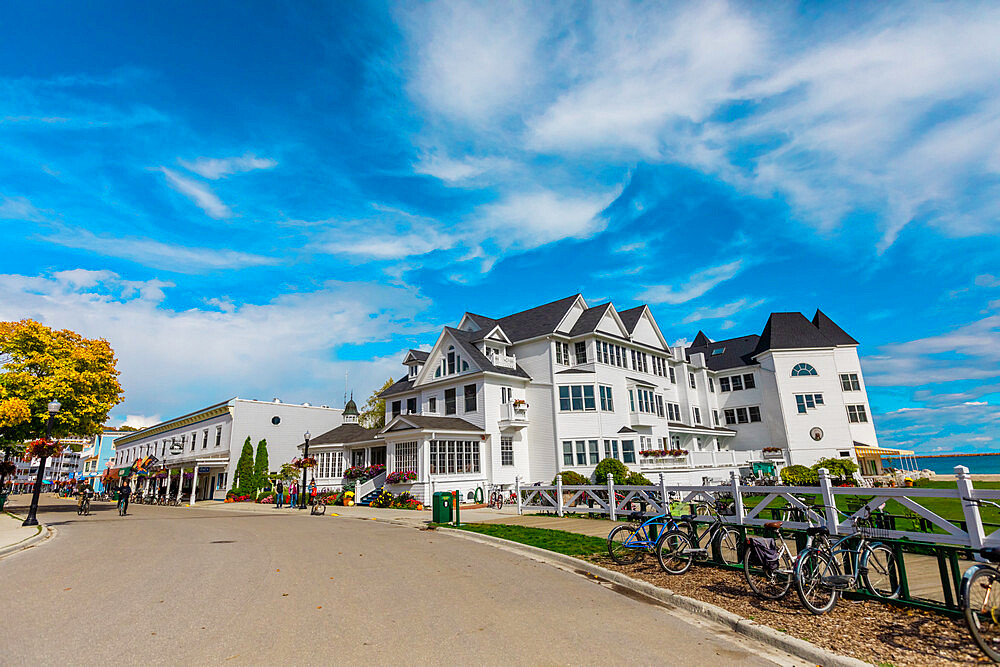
top-left (910, 453), bottom-right (1000, 458)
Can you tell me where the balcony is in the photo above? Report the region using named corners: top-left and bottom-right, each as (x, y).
top-left (629, 411), bottom-right (660, 428)
top-left (498, 401), bottom-right (529, 430)
top-left (488, 352), bottom-right (517, 369)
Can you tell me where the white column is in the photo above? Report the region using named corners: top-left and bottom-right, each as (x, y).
top-left (556, 475), bottom-right (564, 517)
top-left (957, 465), bottom-right (985, 552)
top-left (729, 470), bottom-right (744, 526)
top-left (515, 476), bottom-right (522, 515)
top-left (165, 470), bottom-right (172, 498)
top-left (189, 467), bottom-right (198, 506)
top-left (607, 474), bottom-right (616, 521)
top-left (817, 468), bottom-right (838, 534)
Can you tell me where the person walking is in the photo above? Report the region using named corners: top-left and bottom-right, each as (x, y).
top-left (309, 479), bottom-right (317, 509)
top-left (289, 481), bottom-right (298, 509)
top-left (275, 479), bottom-right (284, 508)
top-left (118, 480), bottom-right (132, 515)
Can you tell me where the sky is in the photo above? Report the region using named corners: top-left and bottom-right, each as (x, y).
top-left (1, 1), bottom-right (999, 454)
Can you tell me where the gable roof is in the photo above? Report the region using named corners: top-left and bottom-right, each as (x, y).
top-left (617, 306), bottom-right (645, 333)
top-left (381, 415), bottom-right (483, 433)
top-left (569, 303), bottom-right (612, 336)
top-left (444, 327), bottom-right (530, 378)
top-left (462, 312), bottom-right (497, 331)
top-left (686, 334), bottom-right (761, 371)
top-left (812, 310), bottom-right (859, 346)
top-left (691, 331), bottom-right (711, 347)
top-left (307, 423), bottom-right (378, 446)
top-left (403, 349), bottom-right (429, 364)
top-left (379, 377), bottom-right (415, 398)
top-left (492, 294), bottom-right (581, 342)
top-left (753, 312), bottom-right (837, 356)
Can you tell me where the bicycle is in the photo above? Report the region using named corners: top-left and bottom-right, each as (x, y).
top-left (607, 510), bottom-right (681, 565)
top-left (959, 499), bottom-right (1000, 662)
top-left (656, 500), bottom-right (743, 575)
top-left (487, 485), bottom-right (505, 510)
top-left (742, 507), bottom-right (831, 600)
top-left (793, 505), bottom-right (901, 614)
top-left (76, 493), bottom-right (92, 516)
top-left (310, 496), bottom-right (326, 515)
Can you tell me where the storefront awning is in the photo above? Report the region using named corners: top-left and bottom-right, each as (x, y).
top-left (854, 444), bottom-right (915, 457)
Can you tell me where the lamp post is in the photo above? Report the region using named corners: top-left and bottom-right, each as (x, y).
top-left (299, 431), bottom-right (310, 510)
top-left (23, 400), bottom-right (60, 527)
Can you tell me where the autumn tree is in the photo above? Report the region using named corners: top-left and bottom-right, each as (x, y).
top-left (359, 377), bottom-right (395, 430)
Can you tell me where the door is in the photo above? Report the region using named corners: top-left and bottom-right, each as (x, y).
top-left (370, 446), bottom-right (386, 467)
top-left (352, 449), bottom-right (366, 467)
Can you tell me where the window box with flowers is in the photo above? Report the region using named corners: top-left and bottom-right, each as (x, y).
top-left (762, 447), bottom-right (785, 459)
top-left (386, 470), bottom-right (418, 484)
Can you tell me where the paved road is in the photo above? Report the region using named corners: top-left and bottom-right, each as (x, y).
top-left (1, 497), bottom-right (794, 665)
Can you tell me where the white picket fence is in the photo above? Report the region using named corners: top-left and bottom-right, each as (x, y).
top-left (515, 466), bottom-right (1000, 550)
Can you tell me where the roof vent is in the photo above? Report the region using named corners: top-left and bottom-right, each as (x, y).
top-left (273, 398), bottom-right (282, 403)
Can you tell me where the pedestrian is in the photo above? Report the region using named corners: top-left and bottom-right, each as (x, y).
top-left (289, 481), bottom-right (298, 509)
top-left (118, 480), bottom-right (132, 515)
top-left (275, 479), bottom-right (284, 508)
top-left (309, 479), bottom-right (317, 508)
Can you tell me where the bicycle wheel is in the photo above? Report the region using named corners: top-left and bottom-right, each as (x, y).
top-left (83, 500), bottom-right (90, 516)
top-left (963, 566), bottom-right (1000, 662)
top-left (861, 543), bottom-right (901, 599)
top-left (713, 526), bottom-right (742, 565)
top-left (607, 524), bottom-right (643, 565)
top-left (77, 504), bottom-right (83, 516)
top-left (656, 530), bottom-right (694, 575)
top-left (744, 545), bottom-right (793, 600)
top-left (794, 548), bottom-right (841, 614)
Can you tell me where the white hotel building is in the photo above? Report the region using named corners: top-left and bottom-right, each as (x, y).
top-left (111, 398), bottom-right (342, 502)
top-left (304, 295), bottom-right (884, 503)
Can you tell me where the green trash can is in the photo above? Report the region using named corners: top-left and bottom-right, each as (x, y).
top-left (432, 491), bottom-right (453, 524)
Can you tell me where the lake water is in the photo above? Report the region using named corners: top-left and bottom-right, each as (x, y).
top-left (882, 454), bottom-right (1000, 475)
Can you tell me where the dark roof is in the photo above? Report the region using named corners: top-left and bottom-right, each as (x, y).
top-left (691, 331), bottom-right (711, 347)
top-left (492, 294), bottom-right (580, 341)
top-left (464, 312), bottom-right (498, 330)
top-left (617, 306), bottom-right (644, 334)
top-left (569, 303), bottom-right (611, 336)
top-left (556, 368), bottom-right (594, 374)
top-left (406, 349), bottom-right (429, 362)
top-left (812, 310), bottom-right (858, 346)
top-left (686, 334), bottom-right (761, 371)
top-left (307, 423), bottom-right (377, 446)
top-left (753, 312), bottom-right (837, 356)
top-left (379, 377), bottom-right (415, 398)
top-left (617, 426), bottom-right (637, 433)
top-left (445, 327), bottom-right (531, 378)
top-left (343, 398), bottom-right (359, 416)
top-left (383, 415), bottom-right (483, 432)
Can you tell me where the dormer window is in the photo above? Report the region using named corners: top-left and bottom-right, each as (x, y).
top-left (711, 347), bottom-right (726, 356)
top-left (408, 365), bottom-right (419, 378)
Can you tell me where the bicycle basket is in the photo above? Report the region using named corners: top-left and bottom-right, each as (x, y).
top-left (852, 512), bottom-right (892, 540)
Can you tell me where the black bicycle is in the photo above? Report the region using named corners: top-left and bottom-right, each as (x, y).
top-left (656, 501), bottom-right (742, 575)
top-left (960, 499), bottom-right (1000, 662)
top-left (77, 493), bottom-right (91, 516)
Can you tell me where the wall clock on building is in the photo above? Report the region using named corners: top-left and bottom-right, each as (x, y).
top-left (810, 427), bottom-right (824, 441)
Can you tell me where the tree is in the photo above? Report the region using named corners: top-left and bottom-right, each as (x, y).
top-left (780, 465), bottom-right (817, 486)
top-left (0, 319), bottom-right (122, 442)
top-left (231, 437), bottom-right (255, 494)
top-left (253, 439), bottom-right (269, 492)
top-left (359, 377), bottom-right (396, 430)
top-left (593, 458), bottom-right (631, 485)
top-left (812, 457), bottom-right (859, 482)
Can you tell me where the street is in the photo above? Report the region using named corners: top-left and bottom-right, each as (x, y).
top-left (0, 498), bottom-right (793, 665)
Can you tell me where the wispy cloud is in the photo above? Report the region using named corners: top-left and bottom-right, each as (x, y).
top-left (876, 401), bottom-right (1000, 453)
top-left (976, 274), bottom-right (1000, 288)
top-left (157, 167), bottom-right (231, 219)
top-left (639, 260), bottom-right (744, 305)
top-left (682, 297), bottom-right (766, 324)
top-left (178, 153), bottom-right (278, 180)
top-left (0, 195), bottom-right (45, 221)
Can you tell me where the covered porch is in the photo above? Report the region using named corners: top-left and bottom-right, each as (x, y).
top-left (855, 443), bottom-right (917, 477)
top-left (139, 457), bottom-right (229, 504)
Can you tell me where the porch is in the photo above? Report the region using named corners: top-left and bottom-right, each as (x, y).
top-left (855, 443), bottom-right (917, 477)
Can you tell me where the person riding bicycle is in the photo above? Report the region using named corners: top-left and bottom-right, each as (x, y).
top-left (76, 480), bottom-right (94, 511)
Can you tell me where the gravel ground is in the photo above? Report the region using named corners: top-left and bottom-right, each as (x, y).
top-left (591, 555), bottom-right (987, 666)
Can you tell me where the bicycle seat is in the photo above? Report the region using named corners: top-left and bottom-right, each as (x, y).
top-left (763, 521), bottom-right (782, 530)
top-left (627, 511), bottom-right (645, 523)
top-left (982, 548), bottom-right (1000, 563)
top-left (680, 514), bottom-right (696, 522)
top-left (807, 526), bottom-right (830, 537)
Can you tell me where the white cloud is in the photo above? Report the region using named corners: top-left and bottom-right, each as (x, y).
top-left (875, 400), bottom-right (1000, 453)
top-left (307, 206), bottom-right (457, 260)
top-left (639, 259), bottom-right (744, 305)
top-left (120, 414), bottom-right (162, 429)
top-left (178, 153), bottom-right (278, 180)
top-left (681, 297), bottom-right (766, 324)
top-left (412, 152), bottom-right (512, 185)
top-left (46, 228), bottom-right (280, 273)
top-left (976, 274), bottom-right (1000, 288)
top-left (474, 189), bottom-right (616, 251)
top-left (0, 195), bottom-right (45, 222)
top-left (0, 269), bottom-right (438, 421)
top-left (158, 167), bottom-right (231, 219)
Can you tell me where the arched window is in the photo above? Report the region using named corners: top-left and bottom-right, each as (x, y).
top-left (791, 363), bottom-right (818, 377)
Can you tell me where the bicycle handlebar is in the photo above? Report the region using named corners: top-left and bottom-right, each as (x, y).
top-left (964, 497), bottom-right (1000, 510)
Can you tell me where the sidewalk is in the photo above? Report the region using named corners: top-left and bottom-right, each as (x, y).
top-left (0, 510), bottom-right (44, 554)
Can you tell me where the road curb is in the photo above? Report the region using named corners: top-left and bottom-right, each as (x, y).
top-left (437, 526), bottom-right (867, 667)
top-left (0, 514), bottom-right (54, 559)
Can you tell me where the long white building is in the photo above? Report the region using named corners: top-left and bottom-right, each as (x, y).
top-left (111, 398), bottom-right (342, 502)
top-left (303, 295), bottom-right (883, 503)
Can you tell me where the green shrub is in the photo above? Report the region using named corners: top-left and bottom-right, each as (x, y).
top-left (256, 490), bottom-right (271, 502)
top-left (811, 457), bottom-right (859, 482)
top-left (780, 465), bottom-right (818, 486)
top-left (553, 470), bottom-right (589, 485)
top-left (625, 472), bottom-right (653, 486)
top-left (593, 458), bottom-right (631, 485)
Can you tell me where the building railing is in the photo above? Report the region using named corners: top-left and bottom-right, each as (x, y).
top-left (515, 465), bottom-right (996, 549)
top-left (639, 449), bottom-right (785, 470)
top-left (488, 352), bottom-right (517, 369)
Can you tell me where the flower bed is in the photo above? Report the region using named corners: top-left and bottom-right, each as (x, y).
top-left (639, 449), bottom-right (688, 457)
top-left (224, 494), bottom-right (253, 503)
top-left (369, 489), bottom-right (423, 510)
top-left (386, 470), bottom-right (417, 484)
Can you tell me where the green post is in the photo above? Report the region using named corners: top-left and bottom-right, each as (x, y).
top-left (453, 490), bottom-right (460, 526)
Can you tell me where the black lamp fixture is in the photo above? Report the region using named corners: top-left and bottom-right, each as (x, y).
top-left (23, 400), bottom-right (60, 527)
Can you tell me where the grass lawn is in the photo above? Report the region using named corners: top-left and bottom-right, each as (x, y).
top-left (447, 522), bottom-right (607, 556)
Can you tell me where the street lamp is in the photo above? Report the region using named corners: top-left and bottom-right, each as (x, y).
top-left (299, 431), bottom-right (310, 510)
top-left (23, 400), bottom-right (60, 527)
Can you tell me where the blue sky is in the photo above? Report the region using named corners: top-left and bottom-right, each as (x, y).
top-left (1, 2), bottom-right (999, 454)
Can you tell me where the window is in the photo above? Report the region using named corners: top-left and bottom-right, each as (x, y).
top-left (666, 402), bottom-right (681, 421)
top-left (203, 430), bottom-right (208, 448)
top-left (558, 385), bottom-right (596, 411)
top-left (574, 341), bottom-right (588, 364)
top-left (711, 347), bottom-right (726, 356)
top-left (316, 451), bottom-right (345, 478)
top-left (668, 366), bottom-right (676, 384)
top-left (846, 404), bottom-right (868, 423)
top-left (692, 407), bottom-right (702, 424)
top-left (216, 472), bottom-right (227, 490)
top-left (447, 348), bottom-right (456, 374)
top-left (840, 373), bottom-right (861, 391)
top-left (441, 346), bottom-right (469, 377)
top-left (575, 440), bottom-right (587, 465)
top-left (731, 375), bottom-right (743, 391)
top-left (839, 451), bottom-right (851, 458)
top-left (429, 440), bottom-right (480, 475)
top-left (713, 409), bottom-right (720, 426)
top-left (671, 435), bottom-right (682, 449)
top-left (598, 342), bottom-right (629, 368)
top-left (599, 385), bottom-right (614, 411)
top-left (464, 384), bottom-right (477, 412)
top-left (743, 373), bottom-right (756, 389)
top-left (555, 342), bottom-right (570, 365)
top-left (603, 439), bottom-right (620, 461)
top-left (428, 397), bottom-right (437, 413)
top-left (391, 400), bottom-right (402, 419)
top-left (445, 388), bottom-right (456, 415)
top-left (588, 440), bottom-right (600, 464)
top-left (409, 365), bottom-right (418, 377)
top-left (501, 437), bottom-right (514, 466)
top-left (795, 393), bottom-right (824, 414)
top-left (725, 406), bottom-right (762, 424)
top-left (655, 394), bottom-right (665, 418)
top-left (689, 373), bottom-right (696, 389)
top-left (748, 406), bottom-right (761, 422)
top-left (501, 387), bottom-right (513, 404)
top-left (622, 440), bottom-right (636, 464)
top-left (403, 397), bottom-right (415, 415)
top-left (791, 363), bottom-right (818, 376)
top-left (393, 441), bottom-right (418, 473)
top-left (709, 378), bottom-right (715, 393)
top-left (562, 441), bottom-right (573, 466)
top-left (215, 427), bottom-right (222, 447)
